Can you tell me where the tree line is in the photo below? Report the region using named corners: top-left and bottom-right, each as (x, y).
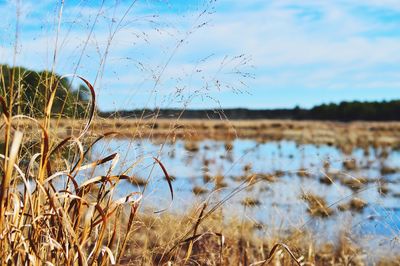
top-left (0, 64), bottom-right (89, 117)
top-left (100, 100), bottom-right (400, 121)
top-left (1, 64), bottom-right (399, 121)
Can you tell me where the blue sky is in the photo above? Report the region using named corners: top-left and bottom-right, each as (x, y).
top-left (1, 0), bottom-right (400, 111)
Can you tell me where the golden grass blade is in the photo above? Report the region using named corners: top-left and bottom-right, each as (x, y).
top-left (75, 76), bottom-right (96, 139)
top-left (78, 176), bottom-right (104, 189)
top-left (105, 152), bottom-right (119, 177)
top-left (116, 201), bottom-right (140, 264)
top-left (12, 115), bottom-right (50, 172)
top-left (9, 192), bottom-right (20, 225)
top-left (64, 138), bottom-right (85, 176)
top-left (49, 136), bottom-right (72, 157)
top-left (0, 131), bottom-right (23, 228)
top-left (92, 205), bottom-right (118, 227)
top-left (82, 132), bottom-right (118, 158)
top-left (58, 75), bottom-right (96, 140)
top-left (179, 232), bottom-right (225, 264)
top-left (24, 152), bottom-right (41, 179)
top-left (152, 157), bottom-right (174, 214)
top-left (153, 157), bottom-right (174, 200)
top-left (70, 132), bottom-right (118, 173)
top-left (51, 192), bottom-right (84, 202)
top-left (45, 136), bottom-right (73, 175)
top-left (181, 232), bottom-right (224, 244)
top-left (113, 192), bottom-right (142, 205)
top-left (92, 192), bottom-right (142, 227)
top-left (80, 203), bottom-right (95, 248)
top-left (101, 246), bottom-right (116, 265)
top-left (249, 243), bottom-right (302, 266)
top-left (77, 175), bottom-right (128, 191)
top-left (64, 174), bottom-right (80, 192)
top-left (75, 153), bottom-right (118, 172)
top-left (0, 153), bottom-right (35, 218)
top-left (93, 204), bottom-right (107, 226)
top-left (43, 171), bottom-right (70, 184)
top-left (6, 131), bottom-right (23, 177)
top-left (184, 203), bottom-right (207, 264)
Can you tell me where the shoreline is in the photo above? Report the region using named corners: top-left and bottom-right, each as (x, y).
top-left (10, 118), bottom-right (400, 149)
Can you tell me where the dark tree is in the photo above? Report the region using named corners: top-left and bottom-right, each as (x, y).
top-left (0, 65), bottom-right (90, 118)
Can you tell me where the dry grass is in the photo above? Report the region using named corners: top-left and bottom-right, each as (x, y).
top-left (184, 140), bottom-right (200, 152)
top-left (0, 66), bottom-right (309, 265)
top-left (214, 174), bottom-right (228, 189)
top-left (0, 76), bottom-right (149, 265)
top-left (301, 192), bottom-right (334, 218)
top-left (128, 175), bottom-right (148, 186)
top-left (380, 165), bottom-right (398, 175)
top-left (338, 198), bottom-right (367, 212)
top-left (343, 159), bottom-right (358, 170)
top-left (192, 186), bottom-right (208, 195)
top-left (2, 2), bottom-right (398, 264)
top-left (116, 209), bottom-right (398, 265)
top-left (241, 197), bottom-right (261, 207)
top-left (297, 168), bottom-right (311, 178)
top-left (0, 48), bottom-right (398, 266)
top-left (340, 176), bottom-right (371, 191)
top-left (11, 118), bottom-right (400, 150)
top-left (319, 173), bottom-right (337, 185)
top-left (1, 87), bottom-right (399, 265)
top-left (1, 75), bottom-right (398, 264)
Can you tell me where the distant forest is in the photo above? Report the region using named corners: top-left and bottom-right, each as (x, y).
top-left (1, 64), bottom-right (399, 121)
top-left (100, 100), bottom-right (400, 121)
top-left (0, 64), bottom-right (89, 117)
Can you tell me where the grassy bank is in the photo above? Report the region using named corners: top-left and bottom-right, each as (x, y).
top-left (15, 118), bottom-right (400, 148)
top-left (3, 113), bottom-right (400, 264)
top-left (115, 209), bottom-right (400, 265)
top-left (0, 115), bottom-right (397, 264)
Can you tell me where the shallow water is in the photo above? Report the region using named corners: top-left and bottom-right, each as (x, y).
top-left (88, 138), bottom-right (400, 256)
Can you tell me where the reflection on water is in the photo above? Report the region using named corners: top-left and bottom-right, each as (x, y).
top-left (88, 138), bottom-right (400, 256)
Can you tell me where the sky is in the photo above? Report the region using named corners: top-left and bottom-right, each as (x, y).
top-left (0, 0), bottom-right (400, 111)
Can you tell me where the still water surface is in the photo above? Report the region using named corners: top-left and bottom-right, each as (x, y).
top-left (88, 138), bottom-right (400, 256)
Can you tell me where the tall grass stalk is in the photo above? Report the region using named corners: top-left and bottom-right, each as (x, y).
top-left (0, 1), bottom-right (144, 262)
top-left (0, 69), bottom-right (146, 264)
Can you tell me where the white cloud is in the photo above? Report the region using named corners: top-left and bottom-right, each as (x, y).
top-left (1, 0), bottom-right (400, 110)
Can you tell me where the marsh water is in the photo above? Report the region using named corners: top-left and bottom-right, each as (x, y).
top-left (89, 138), bottom-right (400, 256)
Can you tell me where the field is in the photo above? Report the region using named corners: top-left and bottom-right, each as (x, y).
top-left (8, 117), bottom-right (400, 265)
top-left (19, 118), bottom-right (400, 147)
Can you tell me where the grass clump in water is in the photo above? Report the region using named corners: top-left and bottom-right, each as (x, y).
top-left (129, 175), bottom-right (148, 186)
top-left (192, 185), bottom-right (208, 195)
top-left (301, 192), bottom-right (334, 217)
top-left (338, 198), bottom-right (367, 212)
top-left (241, 197), bottom-right (261, 207)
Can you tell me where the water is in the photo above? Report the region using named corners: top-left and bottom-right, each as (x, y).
top-left (87, 138), bottom-right (400, 256)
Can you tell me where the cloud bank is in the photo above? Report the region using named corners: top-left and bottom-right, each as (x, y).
top-left (0, 0), bottom-right (399, 110)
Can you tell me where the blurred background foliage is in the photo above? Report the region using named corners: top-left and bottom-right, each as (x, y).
top-left (0, 64), bottom-right (90, 118)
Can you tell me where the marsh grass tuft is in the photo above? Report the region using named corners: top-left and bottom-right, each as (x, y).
top-left (128, 175), bottom-right (148, 186)
top-left (192, 185), bottom-right (208, 195)
top-left (241, 197), bottom-right (261, 207)
top-left (340, 176), bottom-right (370, 191)
top-left (338, 198), bottom-right (367, 212)
top-left (301, 192), bottom-right (334, 218)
